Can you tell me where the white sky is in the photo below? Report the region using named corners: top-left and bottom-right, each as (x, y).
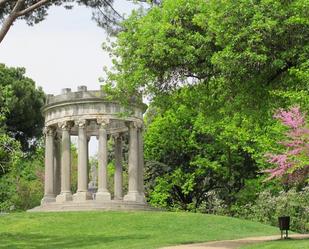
top-left (0, 1), bottom-right (140, 155)
top-left (0, 1), bottom-right (137, 94)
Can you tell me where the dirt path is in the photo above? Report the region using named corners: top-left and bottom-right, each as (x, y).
top-left (160, 234), bottom-right (309, 249)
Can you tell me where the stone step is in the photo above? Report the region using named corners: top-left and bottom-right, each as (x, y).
top-left (28, 200), bottom-right (158, 212)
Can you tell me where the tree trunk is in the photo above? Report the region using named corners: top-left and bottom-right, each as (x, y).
top-left (0, 0), bottom-right (24, 44)
top-left (0, 14), bottom-right (17, 44)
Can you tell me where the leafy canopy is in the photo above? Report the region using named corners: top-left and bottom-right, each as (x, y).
top-left (0, 64), bottom-right (45, 151)
top-left (104, 0), bottom-right (309, 107)
top-left (104, 0), bottom-right (309, 209)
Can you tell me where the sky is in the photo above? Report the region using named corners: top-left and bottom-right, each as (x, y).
top-left (0, 0), bottom-right (137, 94)
top-left (0, 1), bottom-right (140, 156)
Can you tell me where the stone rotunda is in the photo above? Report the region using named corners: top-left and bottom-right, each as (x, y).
top-left (30, 86), bottom-right (152, 211)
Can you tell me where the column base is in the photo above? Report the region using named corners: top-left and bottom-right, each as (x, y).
top-left (73, 191), bottom-right (92, 202)
top-left (56, 192), bottom-right (73, 203)
top-left (123, 191), bottom-right (146, 203)
top-left (96, 190), bottom-right (111, 201)
top-left (41, 194), bottom-right (56, 205)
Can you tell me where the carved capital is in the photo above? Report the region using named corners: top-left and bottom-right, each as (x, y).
top-left (76, 119), bottom-right (87, 129)
top-left (128, 120), bottom-right (143, 129)
top-left (58, 121), bottom-right (72, 130)
top-left (137, 120), bottom-right (144, 130)
top-left (43, 126), bottom-right (55, 136)
top-left (97, 118), bottom-right (110, 129)
top-left (112, 132), bottom-right (124, 141)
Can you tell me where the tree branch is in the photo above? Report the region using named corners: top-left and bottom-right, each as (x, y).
top-left (102, 0), bottom-right (123, 19)
top-left (97, 6), bottom-right (118, 25)
top-left (17, 0), bottom-right (50, 17)
top-left (0, 0), bottom-right (24, 43)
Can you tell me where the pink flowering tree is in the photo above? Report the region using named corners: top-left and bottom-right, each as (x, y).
top-left (265, 106), bottom-right (309, 183)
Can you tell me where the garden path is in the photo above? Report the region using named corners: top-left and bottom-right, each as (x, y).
top-left (160, 234), bottom-right (309, 249)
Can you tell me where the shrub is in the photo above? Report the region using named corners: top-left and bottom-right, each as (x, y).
top-left (233, 187), bottom-right (309, 233)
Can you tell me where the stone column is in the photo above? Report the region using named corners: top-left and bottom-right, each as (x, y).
top-left (53, 134), bottom-right (61, 196)
top-left (86, 136), bottom-right (90, 194)
top-left (73, 120), bottom-right (91, 201)
top-left (114, 134), bottom-right (123, 200)
top-left (41, 126), bottom-right (56, 204)
top-left (124, 121), bottom-right (144, 202)
top-left (56, 121), bottom-right (73, 202)
top-left (137, 126), bottom-right (146, 200)
top-left (96, 119), bottom-right (111, 201)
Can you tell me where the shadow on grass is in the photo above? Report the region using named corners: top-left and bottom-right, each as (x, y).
top-left (0, 233), bottom-right (150, 249)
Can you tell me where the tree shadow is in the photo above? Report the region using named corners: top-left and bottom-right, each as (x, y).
top-left (0, 233), bottom-right (150, 249)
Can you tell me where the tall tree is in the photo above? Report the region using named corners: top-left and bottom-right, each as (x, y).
top-left (0, 64), bottom-right (45, 151)
top-left (103, 0), bottom-right (309, 209)
top-left (104, 0), bottom-right (309, 106)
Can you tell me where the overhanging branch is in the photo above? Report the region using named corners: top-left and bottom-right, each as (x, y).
top-left (17, 0), bottom-right (50, 17)
top-left (102, 0), bottom-right (123, 19)
top-left (0, 0), bottom-right (24, 43)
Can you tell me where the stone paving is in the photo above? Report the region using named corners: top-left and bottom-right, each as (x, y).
top-left (160, 234), bottom-right (309, 249)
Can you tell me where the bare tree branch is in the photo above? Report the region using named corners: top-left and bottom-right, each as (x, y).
top-left (97, 6), bottom-right (117, 25)
top-left (102, 0), bottom-right (123, 19)
top-left (17, 0), bottom-right (51, 17)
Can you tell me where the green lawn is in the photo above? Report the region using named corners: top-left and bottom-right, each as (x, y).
top-left (240, 239), bottom-right (309, 249)
top-left (0, 211), bottom-right (279, 249)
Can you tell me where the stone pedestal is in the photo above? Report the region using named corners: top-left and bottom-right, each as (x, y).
top-left (73, 192), bottom-right (92, 202)
top-left (96, 192), bottom-right (112, 201)
top-left (56, 192), bottom-right (73, 202)
top-left (41, 195), bottom-right (56, 205)
top-left (123, 191), bottom-right (145, 203)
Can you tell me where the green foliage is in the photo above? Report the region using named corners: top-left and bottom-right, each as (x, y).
top-left (0, 134), bottom-right (21, 177)
top-left (143, 85), bottom-right (290, 210)
top-left (0, 64), bottom-right (45, 211)
top-left (0, 64), bottom-right (45, 151)
top-left (104, 0), bottom-right (309, 109)
top-left (0, 141), bottom-right (44, 212)
top-left (103, 1), bottom-right (309, 233)
top-left (0, 84), bottom-right (12, 124)
top-left (233, 188), bottom-right (309, 233)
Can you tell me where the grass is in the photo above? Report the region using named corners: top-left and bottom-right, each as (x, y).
top-left (0, 211), bottom-right (279, 249)
top-left (240, 239), bottom-right (309, 249)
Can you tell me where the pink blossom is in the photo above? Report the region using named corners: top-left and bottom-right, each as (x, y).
top-left (279, 140), bottom-right (304, 147)
top-left (265, 106), bottom-right (308, 182)
top-left (274, 106), bottom-right (305, 129)
top-left (288, 148), bottom-right (303, 156)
